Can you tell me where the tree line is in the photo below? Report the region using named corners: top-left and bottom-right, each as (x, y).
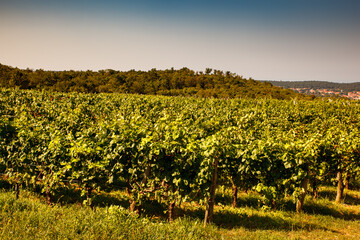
top-left (0, 63), bottom-right (311, 100)
top-left (268, 80), bottom-right (360, 93)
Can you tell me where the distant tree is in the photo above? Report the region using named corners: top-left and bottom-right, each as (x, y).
top-left (0, 63), bottom-right (310, 100)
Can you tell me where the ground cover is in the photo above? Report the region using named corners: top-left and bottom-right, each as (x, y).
top-left (0, 186), bottom-right (359, 239)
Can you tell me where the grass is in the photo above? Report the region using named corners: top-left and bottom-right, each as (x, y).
top-left (0, 191), bottom-right (219, 239)
top-left (0, 186), bottom-right (359, 239)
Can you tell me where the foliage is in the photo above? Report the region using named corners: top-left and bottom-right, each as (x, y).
top-left (268, 80), bottom-right (360, 92)
top-left (1, 89), bottom-right (360, 218)
top-left (0, 63), bottom-right (310, 100)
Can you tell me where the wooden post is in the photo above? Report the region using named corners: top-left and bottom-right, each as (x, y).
top-left (168, 200), bottom-right (176, 222)
top-left (345, 173), bottom-right (350, 190)
top-left (335, 171), bottom-right (344, 204)
top-left (129, 163), bottom-right (151, 214)
top-left (204, 158), bottom-right (219, 227)
top-left (312, 179), bottom-right (318, 199)
top-left (46, 185), bottom-right (52, 205)
top-left (15, 183), bottom-right (20, 199)
top-left (232, 185), bottom-right (238, 208)
top-left (86, 186), bottom-right (94, 209)
top-left (296, 177), bottom-right (309, 212)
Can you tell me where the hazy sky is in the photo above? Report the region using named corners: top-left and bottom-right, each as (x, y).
top-left (1, 0), bottom-right (359, 82)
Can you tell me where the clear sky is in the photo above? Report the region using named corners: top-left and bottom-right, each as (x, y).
top-left (1, 0), bottom-right (359, 82)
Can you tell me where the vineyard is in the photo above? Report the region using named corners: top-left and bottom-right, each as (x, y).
top-left (1, 89), bottom-right (360, 226)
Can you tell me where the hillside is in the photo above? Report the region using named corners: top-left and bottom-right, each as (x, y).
top-left (266, 80), bottom-right (360, 92)
top-left (0, 63), bottom-right (309, 100)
